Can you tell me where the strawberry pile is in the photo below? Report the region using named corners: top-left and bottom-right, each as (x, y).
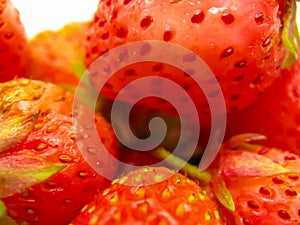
top-left (0, 0), bottom-right (300, 224)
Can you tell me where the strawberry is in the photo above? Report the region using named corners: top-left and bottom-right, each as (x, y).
top-left (0, 0), bottom-right (28, 82)
top-left (84, 0), bottom-right (296, 116)
top-left (71, 166), bottom-right (224, 225)
top-left (0, 79), bottom-right (119, 225)
top-left (213, 134), bottom-right (300, 225)
top-left (119, 147), bottom-right (161, 168)
top-left (226, 56), bottom-right (300, 153)
top-left (28, 22), bottom-right (89, 86)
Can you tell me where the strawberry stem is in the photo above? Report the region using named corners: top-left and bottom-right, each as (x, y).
top-left (154, 147), bottom-right (211, 185)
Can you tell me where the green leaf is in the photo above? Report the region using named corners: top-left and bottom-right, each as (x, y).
top-left (0, 201), bottom-right (6, 218)
top-left (61, 52), bottom-right (100, 110)
top-left (281, 0), bottom-right (299, 68)
top-left (212, 177), bottom-right (235, 212)
top-left (0, 155), bottom-right (66, 198)
top-left (70, 53), bottom-right (89, 85)
top-left (0, 112), bottom-right (39, 152)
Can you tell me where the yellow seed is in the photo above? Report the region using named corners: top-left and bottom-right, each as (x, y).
top-left (34, 123), bottom-right (43, 130)
top-left (198, 191), bottom-right (206, 201)
top-left (20, 79), bottom-right (29, 85)
top-left (102, 188), bottom-right (110, 196)
top-left (33, 92), bottom-right (42, 100)
top-left (59, 155), bottom-right (73, 163)
top-left (137, 203), bottom-right (148, 217)
top-left (135, 187), bottom-right (146, 198)
top-left (110, 194), bottom-right (118, 204)
top-left (88, 205), bottom-right (96, 214)
top-left (175, 176), bottom-right (181, 185)
top-left (143, 167), bottom-right (150, 172)
top-left (214, 210), bottom-right (220, 220)
top-left (46, 124), bottom-right (58, 133)
top-left (41, 109), bottom-right (51, 116)
top-left (118, 176), bottom-right (128, 184)
top-left (80, 204), bottom-right (88, 213)
top-left (90, 215), bottom-right (99, 225)
top-left (26, 208), bottom-right (34, 214)
top-left (204, 211), bottom-right (212, 221)
top-left (70, 133), bottom-right (76, 140)
top-left (87, 147), bottom-right (97, 155)
top-left (155, 174), bottom-right (164, 183)
top-left (176, 203), bottom-right (185, 217)
top-left (36, 143), bottom-right (47, 151)
top-left (162, 188), bottom-right (171, 199)
top-left (57, 96), bottom-right (66, 101)
top-left (134, 174), bottom-right (142, 183)
top-left (188, 193), bottom-right (196, 203)
top-left (113, 211), bottom-right (121, 223)
top-left (78, 171), bottom-right (89, 178)
top-left (111, 178), bottom-right (119, 184)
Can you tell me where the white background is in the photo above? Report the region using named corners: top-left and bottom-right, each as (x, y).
top-left (11, 0), bottom-right (99, 38)
top-left (10, 0), bottom-right (300, 39)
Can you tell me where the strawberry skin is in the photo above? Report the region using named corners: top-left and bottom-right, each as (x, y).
top-left (0, 0), bottom-right (28, 82)
top-left (226, 57), bottom-right (300, 153)
top-left (28, 22), bottom-right (89, 86)
top-left (71, 167), bottom-right (223, 225)
top-left (221, 173), bottom-right (300, 225)
top-left (214, 134), bottom-right (300, 225)
top-left (86, 0), bottom-right (286, 113)
top-left (0, 79), bottom-right (119, 225)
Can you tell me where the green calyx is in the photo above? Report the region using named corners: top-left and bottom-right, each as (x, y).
top-left (62, 53), bottom-right (99, 109)
top-left (211, 177), bottom-right (235, 212)
top-left (281, 0), bottom-right (300, 68)
top-left (0, 155), bottom-right (66, 198)
top-left (226, 133), bottom-right (267, 150)
top-left (0, 201), bottom-right (6, 218)
top-left (0, 112), bottom-right (39, 152)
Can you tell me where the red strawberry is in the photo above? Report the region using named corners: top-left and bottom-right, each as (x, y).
top-left (0, 79), bottom-right (119, 225)
top-left (119, 147), bottom-right (161, 167)
top-left (0, 0), bottom-right (28, 82)
top-left (71, 166), bottom-right (224, 225)
top-left (85, 0), bottom-right (295, 116)
top-left (226, 56), bottom-right (300, 153)
top-left (28, 22), bottom-right (89, 86)
top-left (213, 134), bottom-right (300, 225)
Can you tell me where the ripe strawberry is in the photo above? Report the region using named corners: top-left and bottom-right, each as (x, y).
top-left (85, 0), bottom-right (295, 115)
top-left (214, 134), bottom-right (300, 225)
top-left (0, 79), bottom-right (119, 225)
top-left (28, 21), bottom-right (89, 86)
top-left (226, 56), bottom-right (300, 153)
top-left (71, 166), bottom-right (224, 225)
top-left (119, 147), bottom-right (161, 167)
top-left (0, 0), bottom-right (28, 82)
